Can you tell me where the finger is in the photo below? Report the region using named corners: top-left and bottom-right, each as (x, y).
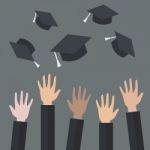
top-left (96, 100), bottom-right (100, 111)
top-left (138, 92), bottom-right (144, 102)
top-left (78, 86), bottom-right (82, 100)
top-left (101, 95), bottom-right (104, 107)
top-left (43, 75), bottom-right (46, 88)
top-left (72, 87), bottom-right (76, 100)
top-left (67, 100), bottom-right (73, 111)
top-left (24, 93), bottom-right (29, 105)
top-left (37, 80), bottom-right (42, 90)
top-left (124, 80), bottom-right (128, 93)
top-left (113, 109), bottom-right (119, 119)
top-left (134, 80), bottom-right (138, 94)
top-left (110, 96), bottom-right (115, 110)
top-left (14, 92), bottom-right (18, 108)
top-left (47, 74), bottom-right (51, 88)
top-left (52, 76), bottom-right (56, 91)
top-left (105, 93), bottom-right (109, 107)
top-left (129, 78), bottom-right (133, 92)
top-left (119, 86), bottom-right (125, 96)
top-left (28, 98), bottom-right (33, 108)
top-left (86, 94), bottom-right (91, 103)
top-left (82, 88), bottom-right (87, 100)
top-left (20, 91), bottom-right (24, 105)
top-left (55, 89), bottom-right (61, 98)
top-left (9, 105), bottom-right (15, 116)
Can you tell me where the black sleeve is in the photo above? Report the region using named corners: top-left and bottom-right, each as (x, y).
top-left (126, 111), bottom-right (144, 150)
top-left (99, 123), bottom-right (113, 150)
top-left (41, 105), bottom-right (55, 150)
top-left (11, 121), bottom-right (27, 150)
top-left (66, 118), bottom-right (84, 150)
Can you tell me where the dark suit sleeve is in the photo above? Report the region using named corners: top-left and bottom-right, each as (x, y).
top-left (41, 105), bottom-right (55, 150)
top-left (66, 118), bottom-right (84, 150)
top-left (11, 121), bottom-right (27, 150)
top-left (126, 111), bottom-right (144, 150)
top-left (99, 123), bottom-right (113, 150)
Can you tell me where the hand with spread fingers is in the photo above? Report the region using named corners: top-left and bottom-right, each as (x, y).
top-left (67, 86), bottom-right (91, 119)
top-left (37, 74), bottom-right (61, 105)
top-left (9, 91), bottom-right (33, 122)
top-left (96, 93), bottom-right (119, 123)
top-left (119, 78), bottom-right (144, 112)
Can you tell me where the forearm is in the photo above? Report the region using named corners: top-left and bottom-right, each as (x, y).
top-left (11, 121), bottom-right (27, 150)
top-left (41, 105), bottom-right (55, 150)
top-left (126, 111), bottom-right (144, 150)
top-left (99, 123), bottom-right (113, 150)
top-left (66, 118), bottom-right (84, 150)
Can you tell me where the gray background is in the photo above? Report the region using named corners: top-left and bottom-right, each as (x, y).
top-left (0, 0), bottom-right (149, 149)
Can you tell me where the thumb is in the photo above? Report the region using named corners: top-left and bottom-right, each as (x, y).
top-left (55, 89), bottom-right (61, 98)
top-left (112, 109), bottom-right (119, 119)
top-left (96, 100), bottom-right (100, 111)
top-left (138, 92), bottom-right (144, 102)
top-left (9, 105), bottom-right (16, 116)
top-left (67, 100), bottom-right (73, 111)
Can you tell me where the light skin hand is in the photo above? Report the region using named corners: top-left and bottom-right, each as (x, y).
top-left (119, 78), bottom-right (144, 112)
top-left (9, 91), bottom-right (33, 122)
top-left (67, 86), bottom-right (91, 120)
top-left (37, 74), bottom-right (61, 105)
top-left (96, 93), bottom-right (119, 123)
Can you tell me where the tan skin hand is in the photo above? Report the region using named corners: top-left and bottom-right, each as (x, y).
top-left (37, 74), bottom-right (61, 105)
top-left (96, 93), bottom-right (119, 123)
top-left (67, 86), bottom-right (91, 119)
top-left (119, 78), bottom-right (144, 112)
top-left (9, 91), bottom-right (33, 122)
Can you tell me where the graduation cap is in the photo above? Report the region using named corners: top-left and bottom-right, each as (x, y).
top-left (83, 5), bottom-right (118, 25)
top-left (105, 32), bottom-right (135, 57)
top-left (51, 34), bottom-right (91, 68)
top-left (10, 38), bottom-right (40, 68)
top-left (33, 10), bottom-right (58, 30)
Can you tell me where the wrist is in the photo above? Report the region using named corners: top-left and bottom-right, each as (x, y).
top-left (127, 106), bottom-right (137, 112)
top-left (73, 113), bottom-right (83, 120)
top-left (100, 120), bottom-right (111, 123)
top-left (16, 118), bottom-right (26, 122)
top-left (43, 101), bottom-right (53, 105)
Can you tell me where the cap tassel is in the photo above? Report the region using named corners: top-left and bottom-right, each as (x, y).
top-left (54, 52), bottom-right (62, 68)
top-left (33, 61), bottom-right (40, 68)
top-left (83, 13), bottom-right (91, 23)
top-left (33, 13), bottom-right (37, 23)
top-left (105, 36), bottom-right (116, 41)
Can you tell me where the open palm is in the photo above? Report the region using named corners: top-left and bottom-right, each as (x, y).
top-left (37, 74), bottom-right (61, 105)
top-left (119, 78), bottom-right (144, 112)
top-left (9, 91), bottom-right (33, 122)
top-left (96, 93), bottom-right (119, 123)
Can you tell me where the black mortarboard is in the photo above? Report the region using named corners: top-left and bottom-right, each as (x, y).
top-left (83, 5), bottom-right (118, 25)
top-left (10, 38), bottom-right (40, 68)
top-left (33, 10), bottom-right (58, 30)
top-left (105, 32), bottom-right (135, 57)
top-left (51, 34), bottom-right (91, 67)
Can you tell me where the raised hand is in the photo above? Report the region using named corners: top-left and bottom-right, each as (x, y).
top-left (67, 86), bottom-right (91, 119)
top-left (37, 74), bottom-right (61, 105)
top-left (119, 78), bottom-right (144, 112)
top-left (9, 91), bottom-right (33, 122)
top-left (96, 93), bottom-right (119, 123)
